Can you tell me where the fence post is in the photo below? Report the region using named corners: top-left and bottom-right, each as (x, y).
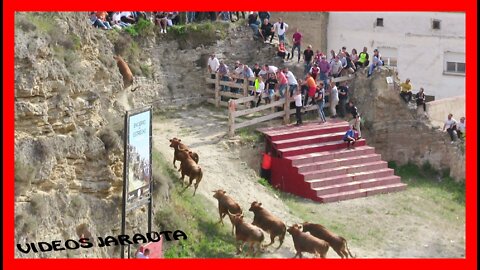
top-left (228, 99), bottom-right (236, 137)
top-left (283, 94), bottom-right (290, 124)
top-left (215, 73), bottom-right (220, 107)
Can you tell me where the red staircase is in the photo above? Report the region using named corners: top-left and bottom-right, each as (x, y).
top-left (258, 120), bottom-right (407, 203)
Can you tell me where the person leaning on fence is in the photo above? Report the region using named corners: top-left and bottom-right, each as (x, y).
top-left (283, 67), bottom-right (298, 97)
top-left (303, 72), bottom-right (317, 107)
top-left (343, 125), bottom-right (357, 150)
top-left (254, 75), bottom-right (265, 107)
top-left (217, 60), bottom-right (230, 91)
top-left (207, 53), bottom-right (219, 79)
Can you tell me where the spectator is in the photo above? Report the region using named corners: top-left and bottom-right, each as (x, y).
top-left (96, 11), bottom-right (113, 30)
top-left (283, 67), bottom-right (298, 97)
top-left (443, 113), bottom-right (458, 143)
top-left (356, 47), bottom-right (369, 68)
top-left (136, 247), bottom-right (150, 258)
top-left (313, 50), bottom-right (323, 66)
top-left (315, 81), bottom-right (327, 123)
top-left (254, 75), bottom-right (265, 107)
top-left (264, 64), bottom-right (278, 74)
top-left (330, 56), bottom-right (343, 78)
top-left (343, 125), bottom-right (357, 150)
top-left (258, 11), bottom-right (271, 24)
top-left (111, 11), bottom-right (130, 28)
top-left (303, 72), bottom-right (317, 107)
top-left (247, 12), bottom-right (261, 40)
top-left (207, 53), bottom-right (220, 79)
top-left (415, 87), bottom-right (427, 113)
top-left (243, 64), bottom-right (255, 87)
top-left (351, 48), bottom-right (359, 63)
top-left (303, 45), bottom-right (314, 76)
top-left (120, 11), bottom-right (136, 24)
top-left (260, 151), bottom-right (272, 182)
top-left (276, 69), bottom-right (288, 98)
top-left (168, 12), bottom-right (180, 25)
top-left (217, 12), bottom-right (230, 22)
top-left (290, 28), bottom-right (303, 63)
top-left (260, 18), bottom-right (275, 43)
top-left (329, 50), bottom-right (336, 65)
top-left (347, 100), bottom-right (362, 139)
top-left (329, 81), bottom-right (339, 118)
top-left (456, 117), bottom-right (465, 140)
top-left (217, 60), bottom-right (230, 91)
top-left (337, 82), bottom-right (349, 118)
top-left (273, 18), bottom-right (288, 43)
top-left (186, 12), bottom-right (196, 24)
top-left (343, 52), bottom-right (356, 75)
top-left (318, 55), bottom-right (330, 88)
top-left (368, 49), bottom-right (383, 77)
top-left (399, 78), bottom-right (413, 103)
top-left (89, 12), bottom-right (108, 30)
top-left (265, 72), bottom-right (278, 103)
top-left (294, 88), bottom-right (303, 126)
top-left (252, 63), bottom-right (261, 77)
top-left (277, 41), bottom-right (290, 61)
top-left (339, 52), bottom-right (348, 69)
top-left (154, 12), bottom-right (168, 33)
top-left (309, 63), bottom-right (320, 81)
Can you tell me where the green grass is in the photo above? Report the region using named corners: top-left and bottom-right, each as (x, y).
top-left (152, 149), bottom-right (237, 258)
top-left (236, 127), bottom-right (263, 144)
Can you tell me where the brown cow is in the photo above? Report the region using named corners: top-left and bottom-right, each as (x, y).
top-left (248, 201), bottom-right (286, 249)
top-left (113, 55), bottom-right (139, 92)
top-left (287, 224), bottom-right (329, 258)
top-left (176, 149), bottom-right (203, 196)
top-left (169, 138), bottom-right (199, 169)
top-left (227, 211), bottom-right (264, 256)
top-left (301, 221), bottom-right (354, 258)
top-left (212, 189), bottom-right (243, 235)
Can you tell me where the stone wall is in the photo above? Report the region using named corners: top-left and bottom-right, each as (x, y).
top-left (426, 95), bottom-right (466, 128)
top-left (350, 67), bottom-right (465, 182)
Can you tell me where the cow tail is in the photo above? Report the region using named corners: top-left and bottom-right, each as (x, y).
top-left (192, 152), bottom-right (199, 164)
top-left (344, 238), bottom-right (355, 258)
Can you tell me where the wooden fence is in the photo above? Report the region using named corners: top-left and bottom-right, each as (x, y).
top-left (205, 73), bottom-right (354, 137)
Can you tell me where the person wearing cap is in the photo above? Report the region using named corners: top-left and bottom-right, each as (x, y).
top-left (207, 53), bottom-right (219, 79)
top-left (291, 28), bottom-right (303, 63)
top-left (303, 45), bottom-right (314, 76)
top-left (367, 48), bottom-right (383, 77)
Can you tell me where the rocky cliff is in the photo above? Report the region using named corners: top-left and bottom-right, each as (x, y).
top-left (350, 67), bottom-right (465, 181)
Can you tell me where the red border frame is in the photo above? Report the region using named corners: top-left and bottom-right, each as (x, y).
top-left (4, 1), bottom-right (477, 270)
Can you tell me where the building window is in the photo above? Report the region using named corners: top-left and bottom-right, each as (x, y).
top-left (376, 18), bottom-right (384, 27)
top-left (432, 19), bottom-right (441, 30)
top-left (383, 57), bottom-right (398, 67)
top-left (445, 62), bottom-right (465, 74)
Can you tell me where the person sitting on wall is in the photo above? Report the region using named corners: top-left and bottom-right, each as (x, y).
top-left (399, 78), bottom-right (413, 103)
top-left (343, 125), bottom-right (357, 150)
top-left (456, 116), bottom-right (465, 140)
top-left (415, 87), bottom-right (427, 113)
top-left (277, 41), bottom-right (291, 61)
top-left (259, 18), bottom-right (275, 43)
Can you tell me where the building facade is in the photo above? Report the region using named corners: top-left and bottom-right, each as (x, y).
top-left (327, 12), bottom-right (465, 99)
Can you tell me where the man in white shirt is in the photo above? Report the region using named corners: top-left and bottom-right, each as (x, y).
top-left (294, 88), bottom-right (303, 126)
top-left (443, 113), bottom-right (458, 143)
top-left (282, 67), bottom-right (298, 97)
top-left (329, 81), bottom-right (339, 118)
top-left (456, 117), bottom-right (465, 140)
top-left (207, 53), bottom-right (220, 79)
top-left (264, 64), bottom-right (278, 74)
top-left (273, 18), bottom-right (289, 43)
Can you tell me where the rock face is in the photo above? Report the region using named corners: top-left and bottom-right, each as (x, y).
top-left (350, 67), bottom-right (465, 181)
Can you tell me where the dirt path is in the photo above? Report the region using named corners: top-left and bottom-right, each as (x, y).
top-left (152, 106), bottom-right (465, 258)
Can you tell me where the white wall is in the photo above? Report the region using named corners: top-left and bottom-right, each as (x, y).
top-left (426, 95), bottom-right (466, 128)
top-left (327, 12), bottom-right (465, 99)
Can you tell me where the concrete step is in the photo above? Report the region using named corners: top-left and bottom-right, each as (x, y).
top-left (279, 139), bottom-right (367, 157)
top-left (296, 154), bottom-right (382, 173)
top-left (313, 175), bottom-right (402, 196)
top-left (287, 146), bottom-right (376, 166)
top-left (306, 168), bottom-right (395, 189)
top-left (319, 183), bottom-right (408, 203)
top-left (302, 161), bottom-right (388, 181)
top-left (273, 132), bottom-right (346, 149)
top-left (266, 122), bottom-right (349, 141)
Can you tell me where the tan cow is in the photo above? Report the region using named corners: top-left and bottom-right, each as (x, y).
top-left (212, 189), bottom-right (243, 235)
top-left (301, 221), bottom-right (354, 258)
top-left (113, 55), bottom-right (139, 92)
top-left (287, 224), bottom-right (329, 258)
top-left (176, 149), bottom-right (203, 196)
top-left (227, 211), bottom-right (265, 256)
top-left (248, 201), bottom-right (286, 249)
top-left (169, 138), bottom-right (199, 169)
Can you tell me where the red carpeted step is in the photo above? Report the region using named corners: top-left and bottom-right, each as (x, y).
top-left (296, 154), bottom-right (382, 173)
top-left (302, 160), bottom-right (387, 181)
top-left (313, 176), bottom-right (402, 196)
top-left (279, 139), bottom-right (367, 157)
top-left (287, 146), bottom-right (376, 166)
top-left (273, 132), bottom-right (346, 149)
top-left (306, 168), bottom-right (395, 189)
top-left (266, 122), bottom-right (349, 141)
top-left (319, 183), bottom-right (408, 203)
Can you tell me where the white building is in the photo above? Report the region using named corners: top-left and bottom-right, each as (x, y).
top-left (327, 12), bottom-right (465, 99)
